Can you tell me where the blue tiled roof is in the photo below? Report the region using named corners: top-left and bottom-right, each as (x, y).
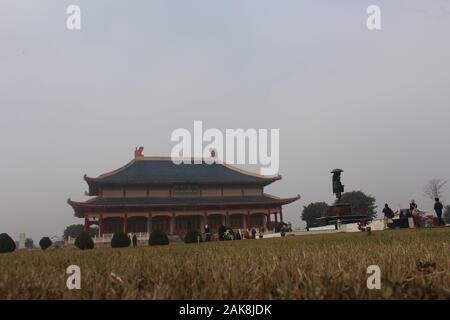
top-left (87, 158), bottom-right (277, 183)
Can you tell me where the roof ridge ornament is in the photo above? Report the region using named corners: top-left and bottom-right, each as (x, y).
top-left (209, 148), bottom-right (217, 161)
top-left (134, 146), bottom-right (144, 158)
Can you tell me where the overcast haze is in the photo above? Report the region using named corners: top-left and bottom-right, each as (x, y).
top-left (1, 1), bottom-right (450, 241)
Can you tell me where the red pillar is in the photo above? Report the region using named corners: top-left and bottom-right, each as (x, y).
top-left (147, 213), bottom-right (152, 234)
top-left (124, 212), bottom-right (128, 234)
top-left (221, 214), bottom-right (226, 226)
top-left (99, 212), bottom-right (104, 237)
top-left (266, 210), bottom-right (271, 230)
top-left (84, 216), bottom-right (89, 232)
top-left (279, 208), bottom-right (283, 223)
top-left (274, 212), bottom-right (278, 223)
top-left (247, 211), bottom-right (251, 228)
top-left (170, 213), bottom-right (175, 235)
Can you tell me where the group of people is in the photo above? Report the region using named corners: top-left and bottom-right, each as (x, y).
top-left (203, 225), bottom-right (263, 241)
top-left (382, 198), bottom-right (446, 227)
top-left (235, 227), bottom-right (262, 240)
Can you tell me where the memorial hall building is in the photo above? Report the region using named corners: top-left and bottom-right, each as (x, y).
top-left (68, 150), bottom-right (300, 238)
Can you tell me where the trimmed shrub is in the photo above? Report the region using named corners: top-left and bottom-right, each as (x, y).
top-left (74, 232), bottom-right (94, 250)
top-left (184, 229), bottom-right (202, 244)
top-left (0, 233), bottom-right (16, 253)
top-left (224, 228), bottom-right (235, 240)
top-left (39, 237), bottom-right (52, 251)
top-left (218, 225), bottom-right (235, 241)
top-left (111, 232), bottom-right (131, 248)
top-left (149, 229), bottom-right (169, 246)
top-left (274, 222), bottom-right (291, 233)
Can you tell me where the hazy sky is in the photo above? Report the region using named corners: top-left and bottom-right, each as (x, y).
top-left (1, 1), bottom-right (449, 241)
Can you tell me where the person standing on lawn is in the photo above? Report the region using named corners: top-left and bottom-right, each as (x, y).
top-left (132, 234), bottom-right (138, 247)
top-left (204, 225), bottom-right (211, 242)
top-left (382, 203), bottom-right (394, 229)
top-left (382, 203), bottom-right (394, 219)
top-left (434, 198), bottom-right (445, 226)
top-left (409, 199), bottom-right (418, 215)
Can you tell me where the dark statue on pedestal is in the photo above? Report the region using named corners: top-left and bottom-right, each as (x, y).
top-left (331, 168), bottom-right (344, 202)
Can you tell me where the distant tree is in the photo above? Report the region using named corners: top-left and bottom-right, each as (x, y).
top-left (39, 237), bottom-right (52, 251)
top-left (25, 238), bottom-right (34, 249)
top-left (273, 222), bottom-right (291, 233)
top-left (444, 205), bottom-right (450, 224)
top-left (63, 224), bottom-right (97, 240)
top-left (337, 190), bottom-right (377, 219)
top-left (301, 202), bottom-right (329, 228)
top-left (424, 179), bottom-right (447, 200)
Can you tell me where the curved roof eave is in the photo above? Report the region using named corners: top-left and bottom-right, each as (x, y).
top-left (67, 194), bottom-right (301, 210)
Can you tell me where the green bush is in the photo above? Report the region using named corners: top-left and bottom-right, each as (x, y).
top-left (149, 229), bottom-right (169, 246)
top-left (273, 222), bottom-right (291, 233)
top-left (218, 225), bottom-right (235, 241)
top-left (39, 237), bottom-right (52, 251)
top-left (184, 229), bottom-right (202, 244)
top-left (74, 232), bottom-right (94, 250)
top-left (111, 232), bottom-right (131, 248)
top-left (0, 233), bottom-right (16, 253)
top-left (224, 228), bottom-right (235, 240)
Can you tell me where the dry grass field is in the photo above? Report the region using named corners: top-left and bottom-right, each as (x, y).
top-left (0, 228), bottom-right (449, 300)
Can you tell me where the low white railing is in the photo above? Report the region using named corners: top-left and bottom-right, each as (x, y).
top-left (66, 232), bottom-right (150, 245)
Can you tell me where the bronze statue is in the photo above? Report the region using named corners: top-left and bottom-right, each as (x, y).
top-left (331, 169), bottom-right (344, 202)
